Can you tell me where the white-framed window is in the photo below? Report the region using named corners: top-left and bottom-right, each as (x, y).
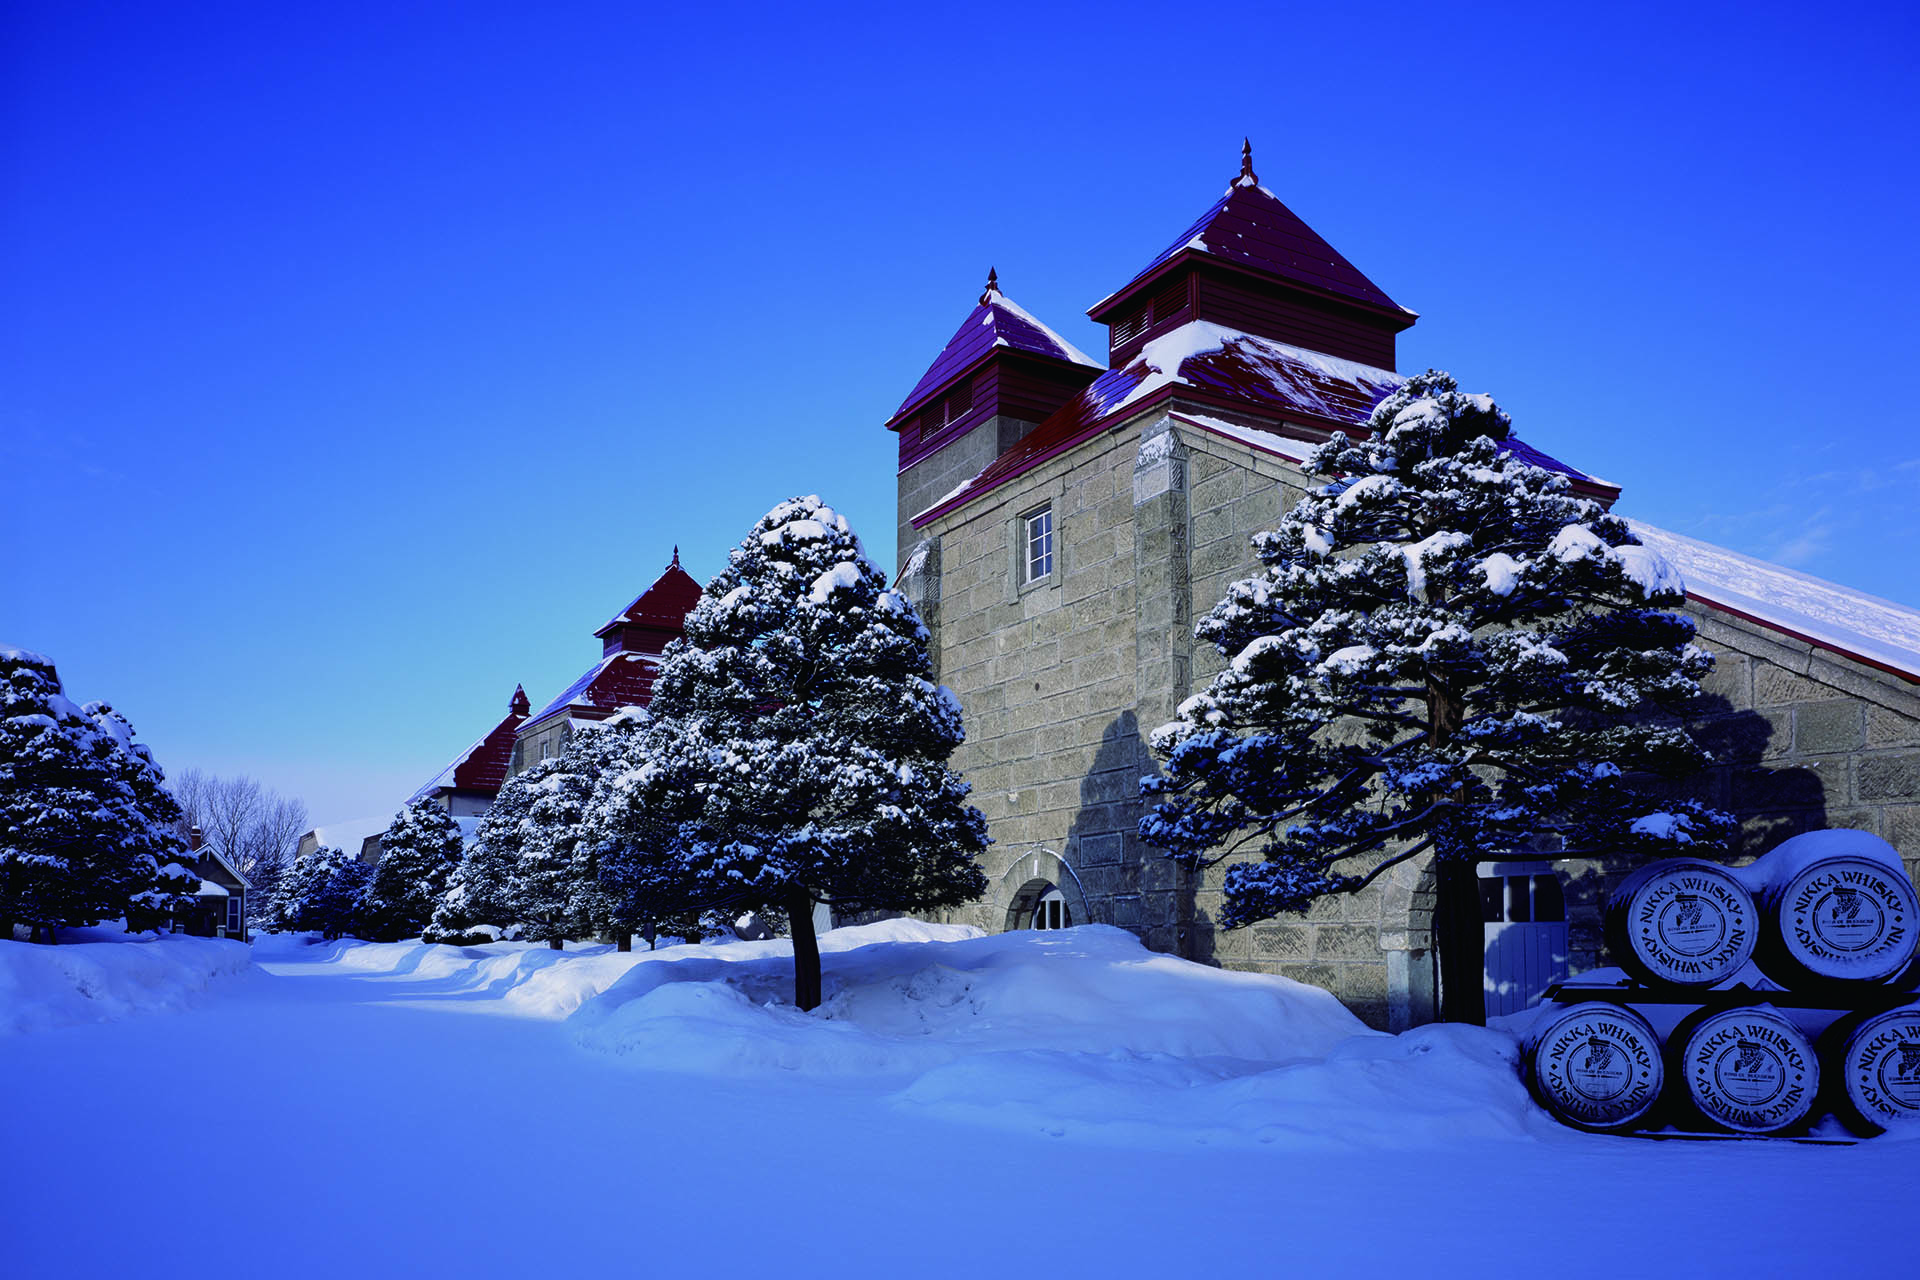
top-left (225, 894), bottom-right (242, 934)
top-left (1023, 506), bottom-right (1053, 583)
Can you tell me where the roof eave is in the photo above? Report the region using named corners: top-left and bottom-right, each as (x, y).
top-left (1087, 249), bottom-right (1417, 330)
top-left (884, 346), bottom-right (1104, 432)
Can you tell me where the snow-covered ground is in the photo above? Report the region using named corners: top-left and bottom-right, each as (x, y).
top-left (2, 922), bottom-right (1913, 1276)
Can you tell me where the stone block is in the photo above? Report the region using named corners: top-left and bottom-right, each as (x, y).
top-left (1825, 807), bottom-right (1884, 837)
top-left (1869, 705), bottom-right (1920, 748)
top-left (1315, 924), bottom-right (1380, 961)
top-left (1886, 805), bottom-right (1920, 860)
top-left (1251, 923), bottom-right (1313, 960)
top-left (1278, 963), bottom-right (1341, 995)
top-left (1691, 652), bottom-right (1752, 713)
top-left (1796, 699), bottom-right (1865, 755)
top-left (1858, 752), bottom-right (1920, 803)
top-left (1754, 664), bottom-right (1836, 707)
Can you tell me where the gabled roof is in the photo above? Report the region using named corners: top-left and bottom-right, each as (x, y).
top-left (1627, 520), bottom-right (1920, 684)
top-left (594, 552), bottom-right (704, 639)
top-left (1090, 170), bottom-right (1411, 323)
top-left (410, 685), bottom-right (531, 802)
top-left (522, 650), bottom-right (663, 731)
top-left (888, 276), bottom-right (1102, 428)
top-left (914, 320), bottom-right (1614, 527)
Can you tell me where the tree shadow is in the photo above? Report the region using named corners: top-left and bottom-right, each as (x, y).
top-left (1065, 711), bottom-right (1209, 963)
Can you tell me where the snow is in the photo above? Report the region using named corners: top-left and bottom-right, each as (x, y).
top-left (985, 291), bottom-right (1102, 369)
top-left (306, 813), bottom-right (392, 861)
top-left (1, 920), bottom-right (1913, 1273)
top-left (0, 643), bottom-right (53, 665)
top-left (194, 878), bottom-right (228, 897)
top-left (1169, 410), bottom-right (1318, 463)
top-left (1628, 518), bottom-right (1920, 679)
top-left (0, 931), bottom-right (250, 1034)
top-left (808, 560), bottom-right (864, 604)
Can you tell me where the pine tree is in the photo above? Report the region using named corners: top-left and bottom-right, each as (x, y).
top-left (268, 844), bottom-right (334, 932)
top-left (629, 496), bottom-right (989, 1009)
top-left (582, 711), bottom-right (705, 951)
top-left (362, 800), bottom-right (464, 942)
top-left (1141, 372), bottom-right (1732, 1022)
top-left (86, 701), bottom-right (200, 935)
top-left (426, 783), bottom-right (530, 944)
top-left (308, 853), bottom-right (372, 941)
top-left (0, 647), bottom-right (193, 941)
top-left (509, 741), bottom-right (604, 950)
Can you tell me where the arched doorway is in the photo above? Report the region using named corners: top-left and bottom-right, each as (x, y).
top-left (1006, 880), bottom-right (1071, 931)
top-left (996, 848), bottom-right (1089, 933)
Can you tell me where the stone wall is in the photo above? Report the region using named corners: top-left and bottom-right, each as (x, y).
top-left (910, 403), bottom-right (1918, 1033)
top-left (894, 413), bottom-right (1043, 576)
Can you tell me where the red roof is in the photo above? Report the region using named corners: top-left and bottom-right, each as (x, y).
top-left (525, 552), bottom-right (702, 733)
top-left (887, 279), bottom-right (1100, 428)
top-left (411, 684), bottom-right (531, 802)
top-left (1090, 178), bottom-right (1412, 325)
top-left (595, 550), bottom-right (704, 638)
top-left (912, 323), bottom-right (1617, 527)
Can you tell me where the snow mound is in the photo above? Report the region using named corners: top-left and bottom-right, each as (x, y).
top-left (566, 922), bottom-right (1541, 1148)
top-left (0, 934), bottom-right (253, 1034)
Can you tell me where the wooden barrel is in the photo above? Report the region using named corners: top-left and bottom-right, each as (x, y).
top-left (1756, 852), bottom-right (1918, 989)
top-left (1819, 1002), bottom-right (1920, 1136)
top-left (1524, 1002), bottom-right (1664, 1132)
top-left (1603, 859), bottom-right (1757, 988)
top-left (1668, 1004), bottom-right (1819, 1136)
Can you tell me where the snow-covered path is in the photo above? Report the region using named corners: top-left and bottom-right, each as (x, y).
top-left (3, 941), bottom-right (1914, 1278)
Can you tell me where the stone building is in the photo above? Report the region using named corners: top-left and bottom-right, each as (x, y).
top-left (889, 147), bottom-right (1920, 1029)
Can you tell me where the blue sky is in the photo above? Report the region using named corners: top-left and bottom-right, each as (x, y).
top-left (5, 0), bottom-right (1916, 824)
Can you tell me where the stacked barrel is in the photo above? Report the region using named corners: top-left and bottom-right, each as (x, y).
top-left (1523, 830), bottom-right (1920, 1138)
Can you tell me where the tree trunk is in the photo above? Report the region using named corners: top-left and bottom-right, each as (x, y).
top-left (1435, 859), bottom-right (1486, 1025)
top-left (547, 937), bottom-right (562, 951)
top-left (786, 886), bottom-right (822, 1011)
top-left (615, 932), bottom-right (631, 953)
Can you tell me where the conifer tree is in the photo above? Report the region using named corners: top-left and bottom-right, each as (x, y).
top-left (308, 853), bottom-right (372, 941)
top-left (362, 800), bottom-right (464, 942)
top-left (0, 647), bottom-right (194, 941)
top-left (269, 844), bottom-right (336, 932)
top-left (87, 702), bottom-right (201, 935)
top-left (427, 782), bottom-right (532, 943)
top-left (1141, 373), bottom-right (1732, 1021)
top-left (564, 711), bottom-right (658, 951)
top-left (509, 735), bottom-right (608, 950)
top-left (625, 496), bottom-right (988, 1009)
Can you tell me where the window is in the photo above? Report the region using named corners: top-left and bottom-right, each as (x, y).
top-left (225, 895), bottom-right (242, 934)
top-left (1023, 506), bottom-right (1053, 583)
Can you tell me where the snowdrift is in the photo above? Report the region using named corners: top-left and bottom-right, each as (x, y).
top-left (0, 933), bottom-right (252, 1034)
top-left (567, 921), bottom-right (1544, 1148)
top-left (285, 921), bottom-right (1549, 1148)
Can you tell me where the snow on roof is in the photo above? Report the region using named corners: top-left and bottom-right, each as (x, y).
top-left (306, 815), bottom-right (390, 858)
top-left (409, 731), bottom-right (491, 803)
top-left (915, 322), bottom-right (1610, 526)
top-left (195, 879), bottom-right (229, 898)
top-left (890, 287), bottom-right (1101, 426)
top-left (1627, 520), bottom-right (1920, 682)
top-left (1090, 182), bottom-right (1411, 320)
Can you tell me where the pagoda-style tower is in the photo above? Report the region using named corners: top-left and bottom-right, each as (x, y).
top-left (885, 271), bottom-right (1101, 571)
top-left (1087, 140), bottom-right (1416, 370)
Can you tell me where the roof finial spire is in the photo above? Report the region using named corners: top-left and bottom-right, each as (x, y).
top-left (670, 545), bottom-right (680, 568)
top-left (980, 266), bottom-right (1000, 306)
top-left (1236, 137), bottom-right (1258, 189)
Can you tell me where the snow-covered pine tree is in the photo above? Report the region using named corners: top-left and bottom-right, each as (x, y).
top-left (632, 496), bottom-right (989, 1009)
top-left (0, 647), bottom-right (194, 941)
top-left (267, 844), bottom-right (332, 932)
top-left (1140, 372), bottom-right (1732, 1022)
top-left (86, 701), bottom-right (201, 935)
top-left (563, 710), bottom-right (661, 951)
top-left (361, 800), bottom-right (464, 942)
top-left (582, 710), bottom-right (707, 951)
top-left (508, 736), bottom-right (608, 950)
top-left (308, 853), bottom-right (372, 941)
top-left (426, 779), bottom-right (533, 944)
